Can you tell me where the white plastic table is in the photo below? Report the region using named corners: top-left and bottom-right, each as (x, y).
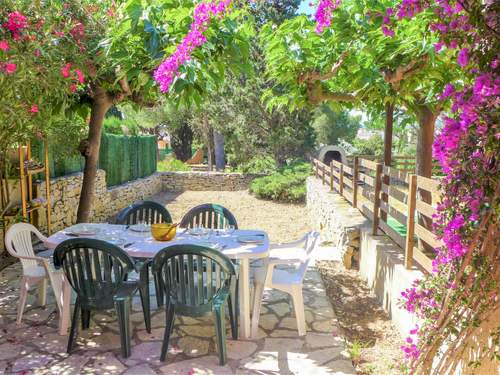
top-left (45, 224), bottom-right (269, 339)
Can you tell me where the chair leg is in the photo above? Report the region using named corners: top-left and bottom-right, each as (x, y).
top-left (115, 297), bottom-right (132, 358)
top-left (16, 277), bottom-right (29, 325)
top-left (214, 304), bottom-right (227, 366)
top-left (38, 278), bottom-right (47, 307)
top-left (291, 287), bottom-right (306, 336)
top-left (228, 276), bottom-right (239, 340)
top-left (251, 282), bottom-right (265, 338)
top-left (160, 303), bottom-right (175, 362)
top-left (139, 265), bottom-right (151, 333)
top-left (81, 309), bottom-right (91, 330)
top-left (154, 273), bottom-right (164, 308)
top-left (67, 298), bottom-right (81, 353)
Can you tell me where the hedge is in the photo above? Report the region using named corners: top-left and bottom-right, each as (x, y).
top-left (32, 133), bottom-right (157, 186)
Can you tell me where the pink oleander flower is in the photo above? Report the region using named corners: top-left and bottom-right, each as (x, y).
top-left (0, 40), bottom-right (9, 52)
top-left (61, 63), bottom-right (72, 78)
top-left (4, 62), bottom-right (16, 74)
top-left (4, 11), bottom-right (28, 38)
top-left (69, 83), bottom-right (77, 93)
top-left (30, 104), bottom-right (39, 113)
top-left (75, 69), bottom-right (85, 84)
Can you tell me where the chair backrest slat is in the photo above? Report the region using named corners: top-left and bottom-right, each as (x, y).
top-left (54, 238), bottom-right (135, 308)
top-left (116, 201), bottom-right (172, 226)
top-left (5, 223), bottom-right (49, 275)
top-left (296, 232), bottom-right (321, 280)
top-left (180, 204), bottom-right (238, 230)
top-left (152, 245), bottom-right (236, 310)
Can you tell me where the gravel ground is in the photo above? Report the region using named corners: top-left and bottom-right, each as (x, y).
top-left (151, 190), bottom-right (311, 243)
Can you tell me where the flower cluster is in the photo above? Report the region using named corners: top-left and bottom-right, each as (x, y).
top-left (60, 62), bottom-right (85, 92)
top-left (4, 11), bottom-right (27, 39)
top-left (153, 0), bottom-right (232, 93)
top-left (314, 0), bottom-right (341, 33)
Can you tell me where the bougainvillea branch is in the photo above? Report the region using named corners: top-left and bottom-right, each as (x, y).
top-left (153, 0), bottom-right (232, 92)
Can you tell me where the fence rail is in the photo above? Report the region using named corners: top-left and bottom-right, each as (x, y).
top-left (312, 157), bottom-right (441, 273)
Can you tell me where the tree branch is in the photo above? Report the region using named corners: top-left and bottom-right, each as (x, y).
top-left (381, 56), bottom-right (428, 90)
top-left (299, 44), bottom-right (352, 84)
top-left (306, 83), bottom-right (357, 105)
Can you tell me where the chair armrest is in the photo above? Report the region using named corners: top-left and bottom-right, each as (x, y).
top-left (267, 257), bottom-right (303, 266)
top-left (269, 239), bottom-right (305, 250)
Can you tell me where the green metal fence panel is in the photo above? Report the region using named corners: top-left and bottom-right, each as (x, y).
top-left (32, 134), bottom-right (157, 186)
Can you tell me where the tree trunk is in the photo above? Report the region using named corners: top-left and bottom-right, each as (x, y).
top-left (416, 104), bottom-right (438, 253)
top-left (204, 114), bottom-right (214, 171)
top-left (416, 105), bottom-right (437, 179)
top-left (213, 131), bottom-right (225, 171)
top-left (76, 87), bottom-right (113, 223)
top-left (381, 102), bottom-right (394, 222)
top-left (170, 123), bottom-right (193, 162)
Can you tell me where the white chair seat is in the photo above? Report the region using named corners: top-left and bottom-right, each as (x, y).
top-left (25, 265), bottom-right (48, 278)
top-left (251, 232), bottom-right (320, 337)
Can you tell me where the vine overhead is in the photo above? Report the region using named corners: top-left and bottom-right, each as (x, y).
top-left (153, 0), bottom-right (499, 373)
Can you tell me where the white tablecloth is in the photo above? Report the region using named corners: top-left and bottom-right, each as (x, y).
top-left (46, 223), bottom-right (269, 339)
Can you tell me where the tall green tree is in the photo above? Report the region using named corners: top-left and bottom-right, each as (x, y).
top-left (312, 105), bottom-right (360, 145)
top-left (260, 0), bottom-right (461, 177)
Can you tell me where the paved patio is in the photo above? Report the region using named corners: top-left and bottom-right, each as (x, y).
top-left (0, 254), bottom-right (355, 374)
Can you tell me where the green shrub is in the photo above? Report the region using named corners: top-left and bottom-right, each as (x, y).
top-left (250, 161), bottom-right (311, 202)
top-left (157, 157), bottom-right (190, 172)
top-left (235, 155), bottom-right (277, 174)
top-left (103, 117), bottom-right (140, 135)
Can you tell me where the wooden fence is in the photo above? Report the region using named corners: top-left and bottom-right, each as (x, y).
top-left (312, 157), bottom-right (441, 273)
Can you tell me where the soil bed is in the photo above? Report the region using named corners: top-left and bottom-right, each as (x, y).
top-left (317, 260), bottom-right (405, 375)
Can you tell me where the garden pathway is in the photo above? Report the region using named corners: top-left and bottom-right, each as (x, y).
top-left (0, 191), bottom-right (355, 374)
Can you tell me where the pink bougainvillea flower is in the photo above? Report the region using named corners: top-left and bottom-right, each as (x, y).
top-left (434, 41), bottom-right (444, 52)
top-left (4, 63), bottom-right (17, 74)
top-left (61, 63), bottom-right (72, 78)
top-left (75, 69), bottom-right (85, 84)
top-left (381, 26), bottom-right (395, 37)
top-left (0, 40), bottom-right (9, 52)
top-left (457, 48), bottom-right (469, 67)
top-left (30, 104), bottom-right (39, 113)
top-left (315, 0), bottom-right (341, 33)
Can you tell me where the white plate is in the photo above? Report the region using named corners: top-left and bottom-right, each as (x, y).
top-left (129, 224), bottom-right (150, 232)
top-left (66, 224), bottom-right (99, 236)
top-left (97, 235), bottom-right (125, 246)
top-left (196, 241), bottom-right (223, 250)
top-left (237, 235), bottom-right (264, 244)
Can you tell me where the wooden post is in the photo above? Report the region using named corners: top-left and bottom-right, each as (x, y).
top-left (322, 164), bottom-right (326, 185)
top-left (44, 141), bottom-right (52, 235)
top-left (353, 157), bottom-right (359, 208)
top-left (339, 163), bottom-right (344, 196)
top-left (372, 163), bottom-right (383, 235)
top-left (314, 160), bottom-right (318, 179)
top-left (329, 162), bottom-right (334, 191)
top-left (405, 174), bottom-right (417, 269)
top-left (19, 146), bottom-right (28, 220)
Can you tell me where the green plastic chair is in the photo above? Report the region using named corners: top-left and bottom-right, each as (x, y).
top-left (116, 200), bottom-right (172, 308)
top-left (152, 244), bottom-right (238, 365)
top-left (180, 204), bottom-right (238, 230)
top-left (54, 238), bottom-right (150, 358)
top-left (115, 200), bottom-right (172, 225)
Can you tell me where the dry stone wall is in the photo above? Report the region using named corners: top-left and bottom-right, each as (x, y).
top-left (306, 177), bottom-right (369, 269)
top-left (161, 171), bottom-right (263, 192)
top-left (29, 170), bottom-right (262, 234)
top-left (35, 170), bottom-right (163, 233)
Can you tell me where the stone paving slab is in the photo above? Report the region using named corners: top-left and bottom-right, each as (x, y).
top-left (0, 262), bottom-right (355, 374)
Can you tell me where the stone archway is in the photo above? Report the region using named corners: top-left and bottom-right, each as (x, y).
top-left (318, 145), bottom-right (348, 165)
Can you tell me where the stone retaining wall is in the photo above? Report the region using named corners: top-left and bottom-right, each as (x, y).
top-left (306, 177), bottom-right (369, 269)
top-left (160, 171), bottom-right (263, 192)
top-left (35, 170), bottom-right (163, 233)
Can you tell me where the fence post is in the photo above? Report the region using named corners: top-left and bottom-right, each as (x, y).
top-left (372, 163), bottom-right (383, 235)
top-left (353, 157), bottom-right (359, 208)
top-left (405, 174), bottom-right (417, 269)
top-left (329, 161), bottom-right (334, 191)
top-left (322, 164), bottom-right (326, 185)
top-left (314, 160), bottom-right (318, 179)
top-left (339, 163), bottom-right (344, 196)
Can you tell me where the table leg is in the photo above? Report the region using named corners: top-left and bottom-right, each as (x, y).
top-left (239, 258), bottom-right (251, 339)
top-left (58, 275), bottom-right (71, 335)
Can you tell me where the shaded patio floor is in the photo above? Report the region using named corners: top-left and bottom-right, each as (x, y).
top-left (0, 258), bottom-right (355, 374)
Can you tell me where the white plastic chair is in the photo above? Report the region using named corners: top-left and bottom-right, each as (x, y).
top-left (5, 223), bottom-right (63, 324)
top-left (251, 231), bottom-right (320, 337)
